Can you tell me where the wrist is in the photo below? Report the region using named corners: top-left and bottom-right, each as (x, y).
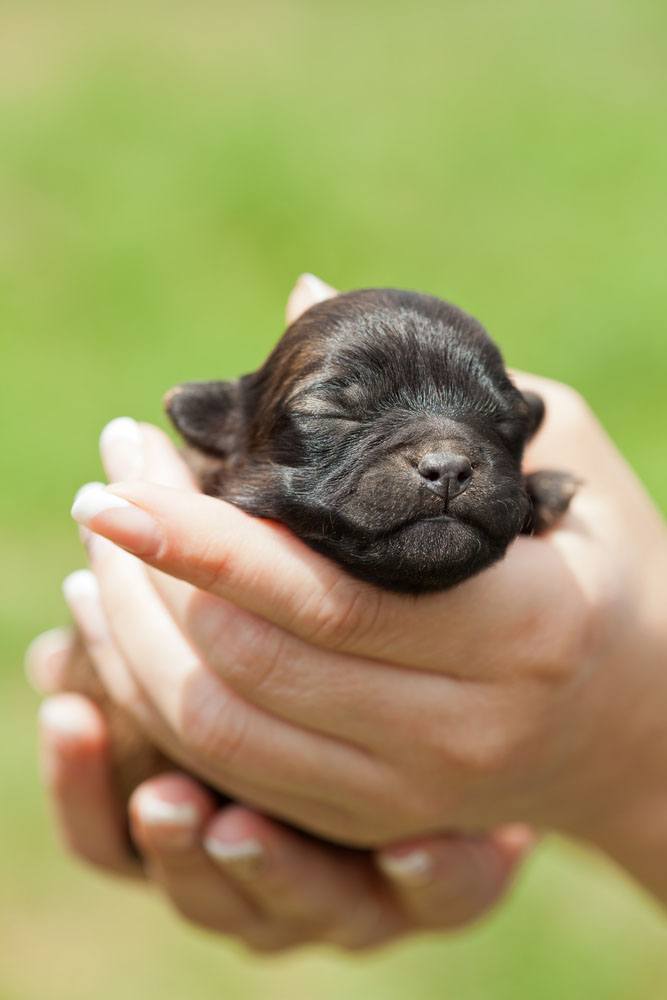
top-left (566, 554), bottom-right (667, 903)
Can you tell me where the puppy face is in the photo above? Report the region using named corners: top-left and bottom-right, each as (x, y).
top-left (167, 289), bottom-right (544, 592)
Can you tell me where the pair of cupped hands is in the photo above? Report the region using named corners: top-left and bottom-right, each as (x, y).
top-left (28, 275), bottom-right (667, 951)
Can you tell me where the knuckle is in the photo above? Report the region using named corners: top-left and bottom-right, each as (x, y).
top-left (194, 532), bottom-right (237, 596)
top-left (178, 674), bottom-right (249, 770)
top-left (424, 714), bottom-right (516, 779)
top-left (303, 578), bottom-right (383, 651)
top-left (519, 598), bottom-right (591, 684)
top-left (232, 620), bottom-right (290, 694)
top-left (447, 729), bottom-right (515, 776)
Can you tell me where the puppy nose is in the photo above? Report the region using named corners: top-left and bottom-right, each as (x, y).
top-left (417, 452), bottom-right (473, 499)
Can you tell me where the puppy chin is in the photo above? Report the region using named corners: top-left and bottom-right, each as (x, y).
top-left (316, 517), bottom-right (509, 593)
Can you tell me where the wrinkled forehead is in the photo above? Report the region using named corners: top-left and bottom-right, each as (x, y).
top-left (281, 333), bottom-right (513, 418)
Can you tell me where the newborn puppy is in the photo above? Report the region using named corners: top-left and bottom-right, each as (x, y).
top-left (58, 285), bottom-right (578, 809)
top-left (167, 288), bottom-right (577, 593)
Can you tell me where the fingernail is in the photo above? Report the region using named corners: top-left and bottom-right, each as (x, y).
top-left (299, 272), bottom-right (334, 302)
top-left (70, 484), bottom-right (162, 557)
top-left (100, 417), bottom-right (144, 480)
top-left (39, 695), bottom-right (92, 736)
top-left (73, 484), bottom-right (106, 551)
top-left (62, 567), bottom-right (99, 603)
top-left (71, 483), bottom-right (133, 522)
top-left (138, 794), bottom-right (199, 827)
top-left (137, 792), bottom-right (200, 849)
top-left (377, 849), bottom-right (433, 887)
top-left (24, 628), bottom-right (73, 693)
top-left (204, 836), bottom-right (265, 875)
top-left (62, 569), bottom-right (110, 642)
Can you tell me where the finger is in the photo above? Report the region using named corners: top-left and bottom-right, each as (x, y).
top-left (377, 824), bottom-right (534, 928)
top-left (285, 273), bottom-right (338, 325)
top-left (147, 581), bottom-right (460, 749)
top-left (100, 417), bottom-right (197, 491)
top-left (100, 416), bottom-right (203, 628)
top-left (513, 373), bottom-right (636, 493)
top-left (39, 694), bottom-right (141, 877)
top-left (129, 774), bottom-right (283, 945)
top-left (68, 550), bottom-right (369, 844)
top-left (71, 479), bottom-right (583, 676)
top-left (85, 530), bottom-right (383, 833)
top-left (25, 627), bottom-right (77, 694)
top-left (62, 568), bottom-right (148, 720)
top-left (203, 805), bottom-right (405, 950)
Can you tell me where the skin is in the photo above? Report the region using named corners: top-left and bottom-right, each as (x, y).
top-left (28, 277), bottom-right (532, 952)
top-left (31, 277), bottom-right (667, 933)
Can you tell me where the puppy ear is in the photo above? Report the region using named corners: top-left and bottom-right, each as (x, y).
top-left (285, 273), bottom-right (338, 325)
top-left (521, 390), bottom-right (545, 440)
top-left (164, 380), bottom-right (245, 456)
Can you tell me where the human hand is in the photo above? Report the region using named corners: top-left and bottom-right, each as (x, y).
top-left (68, 338), bottom-right (667, 903)
top-left (27, 407), bottom-right (530, 948)
top-left (29, 678), bottom-right (528, 952)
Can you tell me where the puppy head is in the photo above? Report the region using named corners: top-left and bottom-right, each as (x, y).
top-left (166, 289), bottom-right (542, 592)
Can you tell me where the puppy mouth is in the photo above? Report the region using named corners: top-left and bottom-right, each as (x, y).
top-left (372, 509), bottom-right (470, 542)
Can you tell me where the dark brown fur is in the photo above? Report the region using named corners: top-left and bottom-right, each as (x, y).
top-left (168, 289), bottom-right (577, 592)
top-left (65, 288), bottom-right (578, 816)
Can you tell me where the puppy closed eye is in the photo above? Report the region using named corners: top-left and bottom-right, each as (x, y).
top-left (291, 410), bottom-right (363, 426)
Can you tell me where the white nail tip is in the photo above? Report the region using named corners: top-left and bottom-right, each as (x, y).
top-left (100, 417), bottom-right (144, 479)
top-left (100, 416), bottom-right (141, 447)
top-left (378, 850), bottom-right (433, 882)
top-left (299, 273), bottom-right (333, 301)
top-left (203, 837), bottom-right (264, 864)
top-left (62, 569), bottom-right (99, 603)
top-left (39, 697), bottom-right (91, 735)
top-left (71, 485), bottom-right (132, 523)
top-left (138, 797), bottom-right (199, 827)
top-left (74, 481), bottom-right (107, 502)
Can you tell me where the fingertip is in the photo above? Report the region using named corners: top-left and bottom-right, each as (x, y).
top-left (285, 273), bottom-right (337, 324)
top-left (204, 804), bottom-right (269, 842)
top-left (130, 773), bottom-right (215, 852)
top-left (38, 694), bottom-right (111, 796)
top-left (492, 823), bottom-right (537, 864)
top-left (203, 806), bottom-right (269, 876)
top-left (376, 847), bottom-right (434, 888)
top-left (39, 693), bottom-right (107, 748)
top-left (25, 627), bottom-right (75, 694)
top-left (138, 422), bottom-right (198, 490)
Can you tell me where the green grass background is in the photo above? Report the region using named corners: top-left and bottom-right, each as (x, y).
top-left (2, 1), bottom-right (667, 997)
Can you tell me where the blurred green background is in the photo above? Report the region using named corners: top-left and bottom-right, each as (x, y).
top-left (2, 1), bottom-right (667, 997)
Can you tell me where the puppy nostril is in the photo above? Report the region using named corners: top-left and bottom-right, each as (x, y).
top-left (417, 452), bottom-right (473, 497)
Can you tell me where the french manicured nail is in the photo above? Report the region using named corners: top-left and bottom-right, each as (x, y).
top-left (138, 794), bottom-right (199, 827)
top-left (72, 484), bottom-right (105, 550)
top-left (100, 417), bottom-right (143, 480)
top-left (70, 484), bottom-right (162, 556)
top-left (204, 837), bottom-right (265, 876)
top-left (39, 695), bottom-right (93, 736)
top-left (62, 569), bottom-right (110, 641)
top-left (137, 792), bottom-right (200, 848)
top-left (377, 849), bottom-right (434, 887)
top-left (71, 483), bottom-right (133, 522)
top-left (25, 628), bottom-right (73, 693)
top-left (299, 272), bottom-right (334, 301)
top-left (62, 567), bottom-right (99, 603)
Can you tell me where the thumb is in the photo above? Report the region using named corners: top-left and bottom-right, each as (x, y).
top-left (376, 825), bottom-right (535, 928)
